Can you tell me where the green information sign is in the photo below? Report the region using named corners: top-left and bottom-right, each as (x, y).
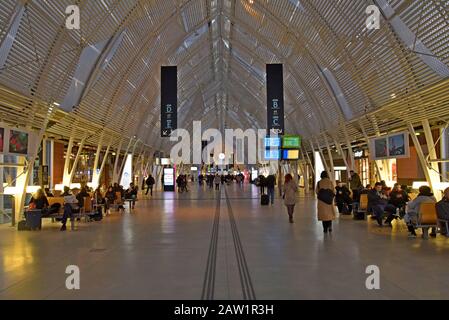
top-left (282, 135), bottom-right (301, 149)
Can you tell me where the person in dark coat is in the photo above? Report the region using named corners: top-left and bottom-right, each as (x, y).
top-left (335, 181), bottom-right (352, 214)
top-left (367, 182), bottom-right (391, 227)
top-left (266, 174), bottom-right (276, 205)
top-left (145, 174), bottom-right (155, 196)
top-left (349, 170), bottom-right (362, 202)
top-left (436, 187), bottom-right (449, 235)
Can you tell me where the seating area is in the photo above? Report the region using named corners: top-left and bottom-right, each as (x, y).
top-left (346, 187), bottom-right (448, 239)
top-left (22, 192), bottom-right (136, 231)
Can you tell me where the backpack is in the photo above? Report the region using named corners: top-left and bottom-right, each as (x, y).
top-left (317, 181), bottom-right (335, 205)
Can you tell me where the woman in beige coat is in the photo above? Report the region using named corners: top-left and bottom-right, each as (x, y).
top-left (316, 171), bottom-right (336, 233)
top-left (283, 174), bottom-right (298, 223)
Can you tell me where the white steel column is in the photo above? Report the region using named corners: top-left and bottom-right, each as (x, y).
top-left (442, 127), bottom-right (449, 181)
top-left (422, 120), bottom-right (441, 189)
top-left (314, 139), bottom-right (330, 177)
top-left (359, 120), bottom-right (382, 181)
top-left (323, 135), bottom-right (336, 185)
top-left (407, 123), bottom-right (437, 197)
top-left (334, 140), bottom-right (350, 178)
top-left (342, 125), bottom-right (355, 171)
top-left (91, 132), bottom-right (104, 186)
top-left (62, 133), bottom-right (75, 186)
top-left (68, 134), bottom-right (87, 185)
top-left (115, 139), bottom-right (133, 183)
top-left (112, 139), bottom-right (124, 184)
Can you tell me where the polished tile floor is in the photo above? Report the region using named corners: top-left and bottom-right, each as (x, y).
top-left (1, 183), bottom-right (449, 300)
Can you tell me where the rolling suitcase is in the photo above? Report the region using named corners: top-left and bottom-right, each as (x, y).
top-left (26, 210), bottom-right (42, 230)
top-left (261, 194), bottom-right (269, 206)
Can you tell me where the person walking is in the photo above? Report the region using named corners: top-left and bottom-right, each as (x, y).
top-left (214, 174), bottom-right (221, 190)
top-left (283, 174), bottom-right (298, 223)
top-left (316, 171), bottom-right (336, 233)
top-left (145, 174), bottom-right (155, 196)
top-left (266, 174), bottom-right (276, 205)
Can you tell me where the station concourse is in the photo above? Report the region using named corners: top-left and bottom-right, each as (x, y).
top-left (0, 0), bottom-right (449, 301)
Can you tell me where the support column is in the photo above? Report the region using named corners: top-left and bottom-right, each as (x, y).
top-left (300, 148), bottom-right (314, 177)
top-left (314, 139), bottom-right (330, 177)
top-left (408, 123), bottom-right (437, 197)
top-left (14, 157), bottom-right (28, 226)
top-left (15, 126), bottom-right (48, 225)
top-left (91, 132), bottom-right (104, 186)
top-left (98, 144), bottom-right (111, 184)
top-left (62, 135), bottom-right (75, 186)
top-left (112, 139), bottom-right (124, 184)
top-left (300, 148), bottom-right (313, 193)
top-left (422, 120), bottom-right (441, 188)
top-left (359, 121), bottom-right (382, 181)
top-left (114, 138), bottom-right (133, 184)
top-left (302, 162), bottom-right (309, 193)
top-left (92, 138), bottom-right (111, 189)
top-left (117, 139), bottom-right (138, 184)
top-left (68, 135), bottom-right (87, 185)
top-left (342, 125), bottom-right (355, 171)
top-left (323, 135), bottom-right (336, 185)
top-left (334, 140), bottom-right (350, 179)
top-left (442, 127), bottom-right (449, 181)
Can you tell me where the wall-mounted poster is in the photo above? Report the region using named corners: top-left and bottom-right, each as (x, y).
top-left (0, 128), bottom-right (4, 153)
top-left (374, 137), bottom-right (387, 158)
top-left (369, 132), bottom-right (410, 160)
top-left (9, 130), bottom-right (29, 155)
top-left (388, 133), bottom-right (408, 157)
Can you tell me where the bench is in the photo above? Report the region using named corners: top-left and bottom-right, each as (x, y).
top-left (415, 202), bottom-right (438, 239)
top-left (353, 193), bottom-right (368, 220)
top-left (124, 196), bottom-right (138, 211)
top-left (47, 197), bottom-right (65, 218)
top-left (79, 197), bottom-right (95, 222)
top-left (46, 196), bottom-right (91, 226)
top-left (112, 192), bottom-right (125, 213)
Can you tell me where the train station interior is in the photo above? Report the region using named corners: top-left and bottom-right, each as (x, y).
top-left (0, 0), bottom-right (449, 300)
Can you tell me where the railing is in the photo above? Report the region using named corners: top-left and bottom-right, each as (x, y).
top-left (0, 195), bottom-right (14, 225)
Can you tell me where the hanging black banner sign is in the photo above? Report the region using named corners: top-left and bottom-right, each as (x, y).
top-left (161, 66), bottom-right (177, 137)
top-left (266, 64), bottom-right (285, 135)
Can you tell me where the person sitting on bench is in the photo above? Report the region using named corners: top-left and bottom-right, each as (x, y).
top-left (404, 186), bottom-right (436, 238)
top-left (125, 183), bottom-right (138, 209)
top-left (335, 181), bottom-right (352, 214)
top-left (90, 187), bottom-right (104, 220)
top-left (436, 187), bottom-right (449, 235)
top-left (77, 186), bottom-right (90, 208)
top-left (368, 182), bottom-right (392, 227)
top-left (387, 183), bottom-right (408, 218)
top-left (105, 186), bottom-right (116, 215)
top-left (29, 188), bottom-right (49, 210)
top-left (60, 188), bottom-right (81, 231)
